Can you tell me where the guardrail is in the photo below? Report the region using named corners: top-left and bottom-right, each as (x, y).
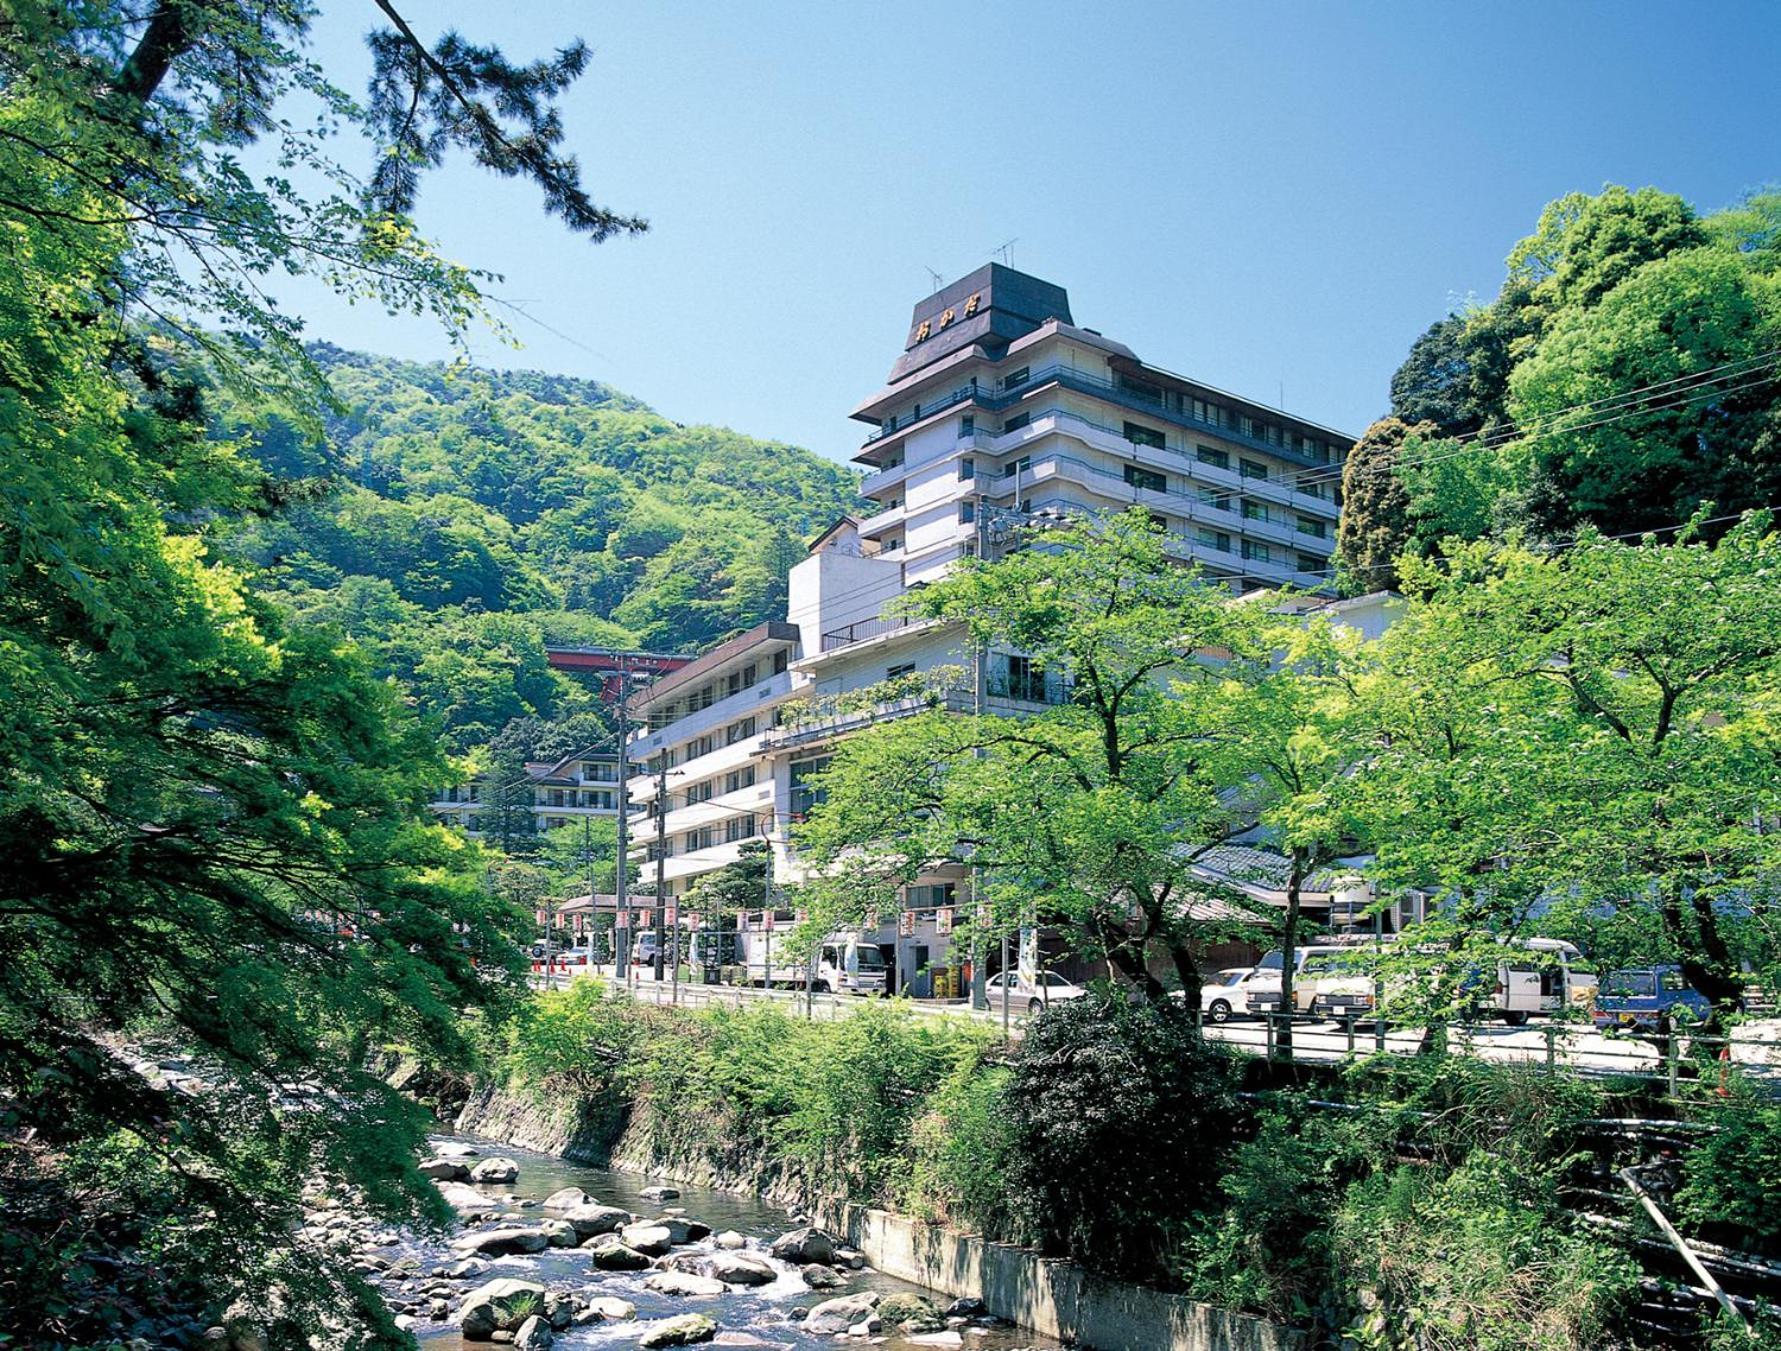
top-left (529, 970), bottom-right (1781, 1101)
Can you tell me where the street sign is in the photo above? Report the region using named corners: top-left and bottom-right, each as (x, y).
top-left (936, 907), bottom-right (954, 935)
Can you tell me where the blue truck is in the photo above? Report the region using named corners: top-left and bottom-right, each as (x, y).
top-left (1591, 964), bottom-right (1714, 1031)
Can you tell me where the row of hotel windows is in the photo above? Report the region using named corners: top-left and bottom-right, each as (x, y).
top-left (954, 419), bottom-right (1333, 502)
top-left (437, 785), bottom-right (617, 809)
top-left (647, 811), bottom-right (763, 859)
top-left (650, 651), bottom-right (791, 727)
top-left (652, 714), bottom-right (760, 769)
top-left (682, 763), bottom-right (757, 806)
top-left (884, 364), bottom-right (1340, 465)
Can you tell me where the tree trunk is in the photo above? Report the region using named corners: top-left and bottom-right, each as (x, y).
top-left (1660, 883), bottom-right (1745, 1022)
top-left (1276, 851), bottom-right (1306, 1060)
top-left (116, 2), bottom-right (193, 106)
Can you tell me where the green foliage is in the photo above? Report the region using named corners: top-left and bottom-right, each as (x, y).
top-left (224, 347), bottom-right (861, 751)
top-left (1377, 184), bottom-right (1780, 550)
top-left (1354, 519), bottom-right (1781, 1012)
top-left (1335, 419), bottom-right (1423, 595)
top-left (1389, 316), bottom-right (1483, 437)
top-left (1190, 1059), bottom-right (1636, 1346)
top-left (1676, 1091), bottom-right (1781, 1249)
top-left (1001, 998), bottom-right (1240, 1284)
top-left (899, 1054), bottom-right (1016, 1231)
top-left (796, 511), bottom-right (1289, 999)
top-left (1335, 1153), bottom-right (1637, 1351)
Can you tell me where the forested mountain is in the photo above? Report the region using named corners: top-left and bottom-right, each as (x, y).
top-left (224, 346), bottom-right (863, 752)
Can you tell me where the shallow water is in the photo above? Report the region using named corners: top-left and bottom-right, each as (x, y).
top-left (375, 1133), bottom-right (1061, 1351)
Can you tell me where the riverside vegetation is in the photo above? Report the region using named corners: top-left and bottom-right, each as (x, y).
top-left (478, 981), bottom-right (1781, 1351)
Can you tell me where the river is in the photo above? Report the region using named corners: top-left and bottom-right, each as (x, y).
top-left (369, 1133), bottom-right (1063, 1351)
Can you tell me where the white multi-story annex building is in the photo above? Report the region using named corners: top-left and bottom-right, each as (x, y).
top-left (626, 265), bottom-right (1359, 995)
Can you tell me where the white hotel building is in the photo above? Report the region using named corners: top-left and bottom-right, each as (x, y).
top-left (624, 265), bottom-right (1357, 994)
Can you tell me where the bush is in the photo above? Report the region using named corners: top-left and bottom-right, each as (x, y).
top-left (1334, 1153), bottom-right (1637, 1351)
top-left (899, 1051), bottom-right (1015, 1233)
top-left (1001, 997), bottom-right (1239, 1284)
top-left (1676, 1090), bottom-right (1781, 1251)
top-left (1187, 1108), bottom-right (1358, 1323)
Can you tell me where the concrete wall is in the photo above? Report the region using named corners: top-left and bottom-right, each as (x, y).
top-left (816, 1201), bottom-right (1305, 1351)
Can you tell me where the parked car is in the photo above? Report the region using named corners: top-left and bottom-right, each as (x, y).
top-left (1246, 942), bottom-right (1382, 1016)
top-left (1199, 967), bottom-right (1255, 1024)
top-left (985, 970), bottom-right (1088, 1016)
top-left (1592, 964), bottom-right (1713, 1031)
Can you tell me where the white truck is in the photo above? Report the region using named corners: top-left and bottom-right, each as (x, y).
top-left (1284, 935), bottom-right (1599, 1026)
top-left (735, 928), bottom-right (888, 995)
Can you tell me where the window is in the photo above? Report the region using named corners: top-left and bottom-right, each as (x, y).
top-left (789, 755), bottom-right (832, 817)
top-left (960, 457), bottom-right (975, 481)
top-left (887, 662), bottom-right (916, 679)
top-left (880, 534), bottom-right (902, 554)
top-left (1124, 464), bottom-right (1167, 493)
top-left (1196, 528), bottom-right (1231, 552)
top-left (685, 733), bottom-right (715, 760)
top-left (723, 814), bottom-right (756, 843)
top-left (1239, 458), bottom-right (1269, 481)
top-left (991, 653), bottom-right (1050, 703)
top-left (1148, 512), bottom-right (1169, 533)
top-left (959, 500), bottom-right (975, 524)
top-left (1242, 500), bottom-right (1269, 522)
top-left (1123, 421), bottom-right (1166, 450)
top-left (906, 883), bottom-right (957, 909)
top-left (773, 649), bottom-right (789, 674)
top-left (725, 716), bottom-right (757, 745)
top-left (1242, 540), bottom-right (1272, 563)
top-left (685, 779), bottom-right (713, 804)
top-left (1196, 445), bottom-right (1229, 470)
top-left (1197, 487), bottom-right (1233, 512)
top-left (684, 826), bottom-right (715, 852)
top-left (1002, 455), bottom-right (1030, 478)
top-left (1296, 515), bottom-right (1326, 538)
top-left (1002, 411), bottom-right (1030, 434)
top-left (723, 766), bottom-right (755, 794)
top-left (960, 414), bottom-right (974, 437)
top-left (1298, 553), bottom-right (1325, 574)
top-left (1191, 397), bottom-right (1220, 426)
top-left (1003, 366), bottom-right (1029, 390)
top-left (1297, 475), bottom-right (1325, 499)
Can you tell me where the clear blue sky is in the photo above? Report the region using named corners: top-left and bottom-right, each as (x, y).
top-left (282, 1), bottom-right (1781, 460)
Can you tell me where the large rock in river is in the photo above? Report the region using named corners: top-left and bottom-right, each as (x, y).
top-left (418, 1158), bottom-right (471, 1181)
top-left (619, 1222), bottom-right (674, 1256)
top-left (470, 1157), bottom-right (520, 1184)
top-left (703, 1251), bottom-right (778, 1286)
top-left (560, 1203), bottom-right (631, 1237)
top-left (647, 1216), bottom-right (711, 1245)
top-left (457, 1278), bottom-right (547, 1341)
top-left (453, 1226), bottom-right (550, 1257)
top-left (586, 1240), bottom-right (652, 1271)
top-left (643, 1270), bottom-right (726, 1298)
top-left (540, 1187), bottom-right (592, 1210)
top-left (437, 1181), bottom-right (492, 1211)
top-left (769, 1226), bottom-right (835, 1265)
top-left (638, 1313), bottom-right (716, 1347)
top-left (802, 1291), bottom-right (880, 1335)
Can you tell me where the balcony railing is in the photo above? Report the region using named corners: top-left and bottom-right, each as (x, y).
top-left (819, 611), bottom-right (921, 653)
top-left (763, 689), bottom-right (976, 751)
top-left (863, 360), bottom-right (1347, 479)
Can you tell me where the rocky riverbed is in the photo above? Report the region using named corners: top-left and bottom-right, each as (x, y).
top-left (313, 1135), bottom-right (1063, 1351)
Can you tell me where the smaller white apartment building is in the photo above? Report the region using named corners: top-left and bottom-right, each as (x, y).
top-left (431, 750), bottom-right (622, 837)
top-left (626, 265), bottom-right (1365, 994)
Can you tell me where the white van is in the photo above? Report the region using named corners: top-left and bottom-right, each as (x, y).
top-left (736, 929), bottom-right (887, 995)
top-left (1244, 942), bottom-right (1379, 1016)
top-left (1486, 937), bottom-right (1596, 1025)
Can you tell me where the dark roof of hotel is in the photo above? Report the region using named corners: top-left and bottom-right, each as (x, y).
top-left (886, 263), bottom-right (1072, 385)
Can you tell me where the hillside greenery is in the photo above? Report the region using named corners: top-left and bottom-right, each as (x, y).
top-left (1337, 184), bottom-right (1781, 590)
top-left (223, 346), bottom-right (863, 753)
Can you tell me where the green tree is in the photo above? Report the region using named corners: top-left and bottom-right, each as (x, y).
top-left (1359, 517), bottom-right (1781, 1014)
top-left (1334, 418), bottom-right (1424, 594)
top-left (796, 512), bottom-right (1281, 1004)
top-left (0, 2), bottom-right (639, 1341)
top-left (1506, 246), bottom-right (1781, 536)
top-left (1389, 314), bottom-right (1482, 436)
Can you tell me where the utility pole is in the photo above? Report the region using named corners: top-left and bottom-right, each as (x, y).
top-left (763, 831), bottom-right (774, 990)
top-left (971, 494), bottom-right (988, 1014)
top-left (614, 654), bottom-right (630, 989)
top-left (652, 754), bottom-right (669, 984)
